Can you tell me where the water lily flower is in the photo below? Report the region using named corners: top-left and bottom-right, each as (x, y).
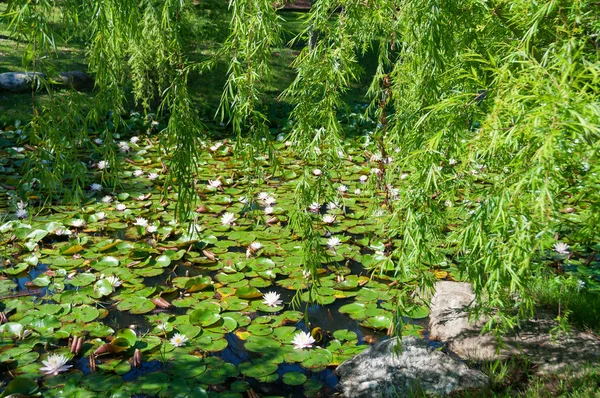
top-left (221, 212), bottom-right (236, 226)
top-left (90, 183), bottom-right (102, 192)
top-left (170, 333), bottom-right (188, 347)
top-left (400, 173), bottom-right (409, 180)
top-left (157, 322), bottom-right (169, 332)
top-left (208, 179), bottom-right (222, 188)
top-left (148, 172), bottom-right (159, 181)
top-left (71, 219), bottom-right (85, 228)
top-left (209, 142), bottom-right (223, 152)
top-left (327, 201), bottom-right (339, 210)
top-left (105, 275), bottom-right (122, 288)
top-left (93, 138), bottom-right (103, 145)
top-left (257, 192), bottom-right (270, 201)
top-left (554, 242), bottom-right (570, 254)
top-left (370, 168), bottom-right (381, 175)
top-left (118, 142), bottom-right (131, 152)
top-left (359, 175), bottom-right (368, 183)
top-left (292, 331), bottom-right (316, 350)
top-left (309, 202), bottom-right (320, 213)
top-left (116, 203), bottom-right (127, 211)
top-left (262, 291), bottom-right (283, 307)
top-left (15, 209), bottom-right (28, 219)
top-left (249, 242), bottom-right (263, 251)
top-left (313, 169), bottom-right (322, 176)
top-left (17, 200), bottom-right (27, 210)
top-left (133, 170), bottom-right (144, 177)
top-left (322, 214), bottom-right (336, 224)
top-left (449, 158), bottom-right (457, 165)
top-left (354, 189), bottom-right (361, 195)
top-left (337, 185), bottom-right (348, 193)
top-left (264, 206), bottom-right (274, 215)
top-left (264, 196), bottom-right (276, 206)
top-left (40, 354), bottom-right (72, 375)
top-left (302, 269), bottom-right (311, 279)
top-left (133, 217), bottom-right (148, 227)
top-left (97, 160), bottom-right (108, 170)
top-left (146, 225), bottom-right (158, 233)
top-left (102, 195), bottom-right (113, 204)
top-left (96, 212), bottom-right (106, 220)
top-left (327, 237), bottom-right (341, 249)
top-left (239, 196), bottom-right (248, 204)
top-left (130, 136), bottom-right (140, 144)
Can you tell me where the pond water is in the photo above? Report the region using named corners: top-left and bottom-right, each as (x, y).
top-left (0, 117), bottom-right (441, 397)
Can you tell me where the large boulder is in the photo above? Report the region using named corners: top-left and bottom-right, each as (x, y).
top-left (0, 71), bottom-right (93, 93)
top-left (336, 336), bottom-right (489, 397)
top-left (429, 281), bottom-right (600, 374)
top-left (0, 72), bottom-right (43, 92)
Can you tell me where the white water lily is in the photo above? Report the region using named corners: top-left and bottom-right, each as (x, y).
top-left (133, 217), bottom-right (148, 227)
top-left (257, 192), bottom-right (270, 201)
top-left (554, 242), bottom-right (570, 254)
top-left (209, 142), bottom-right (223, 152)
top-left (221, 212), bottom-right (236, 226)
top-left (327, 201), bottom-right (339, 210)
top-left (449, 158), bottom-right (457, 165)
top-left (102, 195), bottom-right (113, 204)
top-left (118, 141), bottom-right (130, 152)
top-left (130, 136), bottom-right (140, 144)
top-left (208, 179), bottom-right (222, 188)
top-left (71, 219), bottom-right (85, 228)
top-left (249, 242), bottom-right (263, 251)
top-left (302, 269), bottom-right (311, 279)
top-left (264, 196), bottom-right (276, 206)
top-left (148, 172), bottom-right (159, 181)
top-left (40, 354), bottom-right (72, 376)
top-left (370, 168), bottom-right (381, 175)
top-left (170, 333), bottom-right (188, 347)
top-left (359, 175), bottom-right (368, 183)
top-left (15, 209), bottom-right (28, 219)
top-left (133, 169), bottom-right (144, 177)
top-left (105, 275), bottom-right (122, 288)
top-left (95, 212), bottom-right (106, 220)
top-left (327, 237), bottom-right (341, 248)
top-left (354, 189), bottom-right (361, 195)
top-left (292, 331), bottom-right (315, 350)
top-left (309, 202), bottom-right (320, 213)
top-left (312, 169), bottom-right (322, 176)
top-left (146, 225), bottom-right (158, 233)
top-left (116, 203), bottom-right (127, 211)
top-left (97, 160), bottom-right (108, 170)
top-left (90, 183), bottom-right (102, 192)
top-left (337, 185), bottom-right (348, 193)
top-left (264, 206), bottom-right (274, 215)
top-left (262, 291), bottom-right (283, 307)
top-left (17, 200), bottom-right (27, 210)
top-left (322, 214), bottom-right (336, 224)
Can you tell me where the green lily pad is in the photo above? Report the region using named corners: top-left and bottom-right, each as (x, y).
top-left (282, 371), bottom-right (307, 386)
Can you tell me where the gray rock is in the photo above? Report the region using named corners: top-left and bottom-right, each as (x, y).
top-left (0, 71), bottom-right (93, 93)
top-left (336, 336), bottom-right (489, 398)
top-left (0, 72), bottom-right (44, 92)
top-left (429, 281), bottom-right (600, 374)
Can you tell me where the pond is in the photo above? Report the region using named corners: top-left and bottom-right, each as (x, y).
top-left (0, 112), bottom-right (439, 397)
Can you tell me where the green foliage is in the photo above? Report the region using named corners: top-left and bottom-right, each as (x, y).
top-left (2, 0), bottom-right (599, 340)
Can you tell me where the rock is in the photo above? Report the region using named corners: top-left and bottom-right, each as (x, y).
top-left (58, 71), bottom-right (94, 91)
top-left (0, 72), bottom-right (44, 92)
top-left (336, 336), bottom-right (489, 398)
top-left (0, 71), bottom-right (93, 93)
top-left (429, 281), bottom-right (600, 374)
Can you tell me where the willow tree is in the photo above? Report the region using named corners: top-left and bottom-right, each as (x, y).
top-left (3, 0), bottom-right (599, 336)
